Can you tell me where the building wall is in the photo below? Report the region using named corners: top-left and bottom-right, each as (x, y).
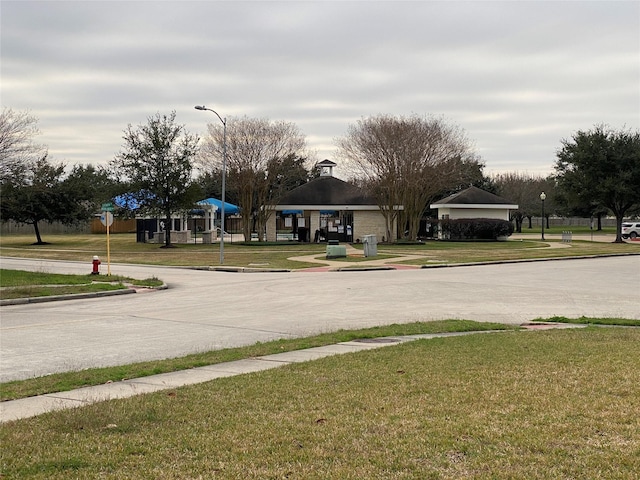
top-left (438, 207), bottom-right (510, 221)
top-left (354, 210), bottom-right (394, 242)
top-left (266, 217), bottom-right (277, 242)
top-left (309, 211), bottom-right (321, 236)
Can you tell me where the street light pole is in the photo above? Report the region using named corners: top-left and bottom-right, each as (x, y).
top-left (540, 192), bottom-right (546, 240)
top-left (195, 105), bottom-right (227, 264)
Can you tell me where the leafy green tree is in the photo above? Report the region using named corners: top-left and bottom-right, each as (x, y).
top-left (61, 164), bottom-right (119, 222)
top-left (112, 112), bottom-right (200, 247)
top-left (0, 110), bottom-right (108, 243)
top-left (0, 155), bottom-right (68, 244)
top-left (555, 126), bottom-right (640, 242)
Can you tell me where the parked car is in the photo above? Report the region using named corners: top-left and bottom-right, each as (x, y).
top-left (621, 222), bottom-right (640, 239)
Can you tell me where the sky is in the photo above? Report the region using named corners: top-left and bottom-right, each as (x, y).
top-left (2, 0), bottom-right (639, 177)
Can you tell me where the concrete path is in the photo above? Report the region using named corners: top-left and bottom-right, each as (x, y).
top-left (289, 243), bottom-right (426, 271)
top-left (1, 326), bottom-right (582, 423)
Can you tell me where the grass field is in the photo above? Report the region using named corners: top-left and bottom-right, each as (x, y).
top-left (1, 327), bottom-right (638, 479)
top-left (1, 233), bottom-right (637, 269)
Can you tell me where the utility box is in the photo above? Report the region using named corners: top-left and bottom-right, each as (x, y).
top-left (326, 240), bottom-right (347, 259)
top-left (363, 235), bottom-right (378, 257)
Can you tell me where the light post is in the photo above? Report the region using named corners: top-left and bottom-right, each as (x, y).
top-left (540, 192), bottom-right (546, 240)
top-left (195, 105), bottom-right (227, 264)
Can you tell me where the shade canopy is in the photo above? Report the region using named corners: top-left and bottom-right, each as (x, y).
top-left (197, 198), bottom-right (240, 215)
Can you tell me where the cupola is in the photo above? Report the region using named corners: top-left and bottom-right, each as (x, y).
top-left (317, 159), bottom-right (337, 177)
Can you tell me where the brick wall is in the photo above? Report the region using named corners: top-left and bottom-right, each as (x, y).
top-left (354, 210), bottom-right (394, 242)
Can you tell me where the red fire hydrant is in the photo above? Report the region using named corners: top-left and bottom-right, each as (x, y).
top-left (91, 255), bottom-right (101, 275)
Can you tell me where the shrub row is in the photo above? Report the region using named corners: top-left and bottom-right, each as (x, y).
top-left (438, 218), bottom-right (514, 240)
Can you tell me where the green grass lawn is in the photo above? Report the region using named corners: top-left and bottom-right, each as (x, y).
top-left (519, 225), bottom-right (617, 235)
top-left (1, 326), bottom-right (638, 479)
top-left (0, 269), bottom-right (163, 300)
top-left (1, 233), bottom-right (637, 269)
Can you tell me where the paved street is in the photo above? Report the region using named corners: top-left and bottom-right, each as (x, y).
top-left (1, 255), bottom-right (638, 382)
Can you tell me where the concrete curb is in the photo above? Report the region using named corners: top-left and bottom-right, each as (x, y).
top-left (0, 284), bottom-right (168, 307)
top-left (418, 252), bottom-right (640, 269)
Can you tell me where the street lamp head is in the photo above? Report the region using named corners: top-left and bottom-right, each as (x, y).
top-left (194, 105), bottom-right (206, 111)
top-left (540, 192), bottom-right (546, 201)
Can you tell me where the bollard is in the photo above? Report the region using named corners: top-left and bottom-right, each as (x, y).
top-left (91, 255), bottom-right (101, 275)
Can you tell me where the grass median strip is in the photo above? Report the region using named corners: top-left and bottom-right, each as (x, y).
top-left (0, 269), bottom-right (163, 300)
top-left (0, 320), bottom-right (516, 402)
top-left (534, 315), bottom-right (640, 327)
top-left (1, 326), bottom-right (638, 479)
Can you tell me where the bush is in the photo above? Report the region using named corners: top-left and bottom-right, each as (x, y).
top-left (438, 218), bottom-right (514, 240)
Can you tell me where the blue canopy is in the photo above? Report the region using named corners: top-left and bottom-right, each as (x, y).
top-left (197, 198), bottom-right (240, 215)
top-left (114, 192), bottom-right (147, 210)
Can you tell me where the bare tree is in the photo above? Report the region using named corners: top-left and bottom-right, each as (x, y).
top-left (337, 114), bottom-right (480, 241)
top-left (493, 173), bottom-right (557, 232)
top-left (0, 108), bottom-right (47, 184)
top-left (493, 172), bottom-right (541, 232)
top-left (198, 117), bottom-right (306, 241)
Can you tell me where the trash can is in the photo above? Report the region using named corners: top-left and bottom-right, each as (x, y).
top-left (363, 234), bottom-right (377, 257)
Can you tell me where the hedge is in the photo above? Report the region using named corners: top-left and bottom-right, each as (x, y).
top-left (437, 218), bottom-right (514, 240)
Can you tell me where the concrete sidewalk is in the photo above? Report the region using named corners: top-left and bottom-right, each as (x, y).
top-left (1, 325), bottom-right (582, 423)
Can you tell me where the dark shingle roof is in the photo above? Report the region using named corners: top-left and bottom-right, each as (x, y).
top-left (278, 176), bottom-right (376, 206)
top-left (433, 186), bottom-right (515, 206)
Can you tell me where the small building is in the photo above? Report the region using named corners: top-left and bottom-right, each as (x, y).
top-left (196, 198), bottom-right (240, 243)
top-left (430, 186), bottom-right (518, 221)
top-left (120, 194), bottom-right (240, 244)
top-left (266, 160), bottom-right (400, 243)
top-left (429, 186), bottom-right (518, 240)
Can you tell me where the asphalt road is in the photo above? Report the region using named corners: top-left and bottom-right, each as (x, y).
top-left (1, 255), bottom-right (638, 382)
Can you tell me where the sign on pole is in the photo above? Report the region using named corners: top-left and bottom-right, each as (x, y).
top-left (99, 212), bottom-right (114, 227)
top-left (100, 211), bottom-right (113, 276)
top-left (101, 202), bottom-right (115, 212)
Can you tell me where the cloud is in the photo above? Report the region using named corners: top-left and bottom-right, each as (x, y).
top-left (1, 0), bottom-right (638, 177)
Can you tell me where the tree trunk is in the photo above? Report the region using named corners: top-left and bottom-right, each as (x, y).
top-left (614, 214), bottom-right (624, 243)
top-left (164, 215), bottom-right (172, 247)
top-left (32, 221), bottom-right (44, 245)
top-left (512, 213), bottom-right (524, 233)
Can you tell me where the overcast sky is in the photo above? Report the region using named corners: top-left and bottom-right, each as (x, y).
top-left (2, 1), bottom-right (638, 177)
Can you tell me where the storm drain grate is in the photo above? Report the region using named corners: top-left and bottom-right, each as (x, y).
top-left (352, 338), bottom-right (402, 344)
